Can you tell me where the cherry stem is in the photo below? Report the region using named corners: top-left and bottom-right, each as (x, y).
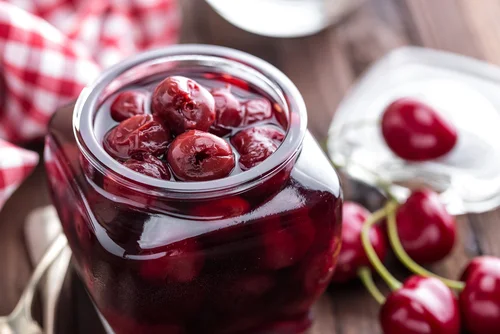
top-left (358, 267), bottom-right (386, 305)
top-left (361, 201), bottom-right (402, 291)
top-left (386, 207), bottom-right (466, 291)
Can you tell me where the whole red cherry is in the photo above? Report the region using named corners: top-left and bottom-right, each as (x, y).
top-left (212, 86), bottom-right (243, 128)
top-left (152, 76), bottom-right (215, 134)
top-left (110, 90), bottom-right (146, 122)
top-left (381, 98), bottom-right (458, 161)
top-left (380, 276), bottom-right (461, 334)
top-left (243, 97), bottom-right (273, 125)
top-left (460, 256), bottom-right (500, 281)
top-left (231, 125), bottom-right (285, 170)
top-left (460, 256), bottom-right (500, 334)
top-left (104, 115), bottom-right (170, 160)
top-left (331, 201), bottom-right (387, 283)
top-left (122, 153), bottom-right (171, 180)
top-left (167, 130), bottom-right (235, 181)
top-left (395, 188), bottom-right (456, 264)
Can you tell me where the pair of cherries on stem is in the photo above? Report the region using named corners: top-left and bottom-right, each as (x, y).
top-left (333, 189), bottom-right (460, 333)
top-left (360, 201), bottom-right (461, 334)
top-left (332, 189), bottom-right (456, 283)
top-left (352, 194), bottom-right (500, 334)
top-left (385, 204), bottom-right (500, 334)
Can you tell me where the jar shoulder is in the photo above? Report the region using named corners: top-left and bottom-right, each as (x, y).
top-left (292, 131), bottom-right (342, 198)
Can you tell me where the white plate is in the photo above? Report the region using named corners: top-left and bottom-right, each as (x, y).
top-left (328, 47), bottom-right (500, 214)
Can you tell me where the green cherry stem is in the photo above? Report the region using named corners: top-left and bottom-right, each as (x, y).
top-left (358, 267), bottom-right (386, 305)
top-left (386, 207), bottom-right (465, 291)
top-left (361, 201), bottom-right (402, 291)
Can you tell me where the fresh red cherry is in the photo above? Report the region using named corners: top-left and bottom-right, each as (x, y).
top-left (459, 256), bottom-right (500, 334)
top-left (212, 86), bottom-right (243, 128)
top-left (331, 201), bottom-right (387, 283)
top-left (110, 90), bottom-right (146, 122)
top-left (243, 97), bottom-right (273, 125)
top-left (380, 276), bottom-right (461, 334)
top-left (381, 98), bottom-right (458, 161)
top-left (152, 76), bottom-right (215, 134)
top-left (231, 125), bottom-right (285, 170)
top-left (460, 256), bottom-right (500, 281)
top-left (167, 130), bottom-right (235, 181)
top-left (140, 238), bottom-right (204, 283)
top-left (395, 188), bottom-right (456, 264)
top-left (104, 115), bottom-right (170, 160)
top-left (122, 153), bottom-right (171, 180)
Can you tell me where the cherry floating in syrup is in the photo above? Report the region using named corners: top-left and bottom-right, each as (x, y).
top-left (152, 76), bottom-right (215, 134)
top-left (104, 115), bottom-right (170, 160)
top-left (243, 97), bottom-right (273, 125)
top-left (211, 86), bottom-right (244, 130)
top-left (167, 130), bottom-right (235, 181)
top-left (231, 125), bottom-right (285, 170)
top-left (122, 153), bottom-right (171, 180)
top-left (110, 90), bottom-right (146, 122)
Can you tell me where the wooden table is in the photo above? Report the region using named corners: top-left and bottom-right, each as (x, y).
top-left (2, 0), bottom-right (500, 333)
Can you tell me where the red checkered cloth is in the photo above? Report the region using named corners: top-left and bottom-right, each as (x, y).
top-left (0, 138), bottom-right (39, 208)
top-left (0, 0), bottom-right (180, 211)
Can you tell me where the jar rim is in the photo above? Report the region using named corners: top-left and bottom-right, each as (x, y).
top-left (73, 44), bottom-right (307, 198)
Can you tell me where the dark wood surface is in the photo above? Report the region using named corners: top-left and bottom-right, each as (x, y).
top-left (2, 0), bottom-right (500, 333)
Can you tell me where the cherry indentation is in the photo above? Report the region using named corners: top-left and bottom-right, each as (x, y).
top-left (103, 115), bottom-right (170, 160)
top-left (152, 76), bottom-right (215, 134)
top-left (381, 97), bottom-right (458, 161)
top-left (167, 130), bottom-right (235, 181)
top-left (122, 153), bottom-right (171, 180)
top-left (110, 91), bottom-right (146, 122)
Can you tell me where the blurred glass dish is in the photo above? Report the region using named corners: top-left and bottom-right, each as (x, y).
top-left (205, 0), bottom-right (365, 37)
top-left (327, 47), bottom-right (500, 215)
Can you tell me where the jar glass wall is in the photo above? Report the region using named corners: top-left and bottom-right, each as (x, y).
top-left (44, 45), bottom-right (342, 334)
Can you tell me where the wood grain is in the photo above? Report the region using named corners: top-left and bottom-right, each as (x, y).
top-left (1, 0), bottom-right (500, 333)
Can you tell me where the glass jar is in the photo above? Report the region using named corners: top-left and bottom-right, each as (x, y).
top-left (44, 45), bottom-right (342, 334)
